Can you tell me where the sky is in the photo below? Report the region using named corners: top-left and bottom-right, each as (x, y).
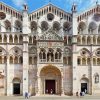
top-left (0, 0), bottom-right (100, 13)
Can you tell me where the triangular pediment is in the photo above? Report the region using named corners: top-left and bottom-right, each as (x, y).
top-left (29, 3), bottom-right (72, 21)
top-left (39, 28), bottom-right (63, 41)
top-left (30, 3), bottom-right (71, 15)
top-left (77, 4), bottom-right (100, 21)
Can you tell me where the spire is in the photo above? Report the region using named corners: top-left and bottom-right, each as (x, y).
top-left (71, 2), bottom-right (77, 13)
top-left (96, 0), bottom-right (98, 5)
top-left (23, 3), bottom-right (28, 11)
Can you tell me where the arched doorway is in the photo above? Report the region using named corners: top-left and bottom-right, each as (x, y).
top-left (13, 78), bottom-right (21, 95)
top-left (40, 65), bottom-right (61, 95)
top-left (81, 78), bottom-right (89, 94)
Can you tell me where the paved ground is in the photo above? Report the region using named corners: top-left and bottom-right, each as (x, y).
top-left (0, 95), bottom-right (100, 100)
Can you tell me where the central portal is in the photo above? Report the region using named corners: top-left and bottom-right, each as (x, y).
top-left (45, 80), bottom-right (55, 94)
top-left (40, 65), bottom-right (61, 95)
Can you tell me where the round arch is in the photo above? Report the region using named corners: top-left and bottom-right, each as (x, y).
top-left (79, 48), bottom-right (90, 55)
top-left (78, 21), bottom-right (86, 31)
top-left (12, 77), bottom-right (21, 83)
top-left (39, 65), bottom-right (62, 95)
top-left (12, 77), bottom-right (21, 95)
top-left (9, 46), bottom-right (22, 53)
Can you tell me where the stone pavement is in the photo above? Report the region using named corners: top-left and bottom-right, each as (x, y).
top-left (0, 95), bottom-right (100, 100)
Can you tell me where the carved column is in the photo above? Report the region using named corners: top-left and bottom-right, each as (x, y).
top-left (23, 35), bottom-right (29, 95)
top-left (36, 72), bottom-right (41, 95)
top-left (61, 70), bottom-right (64, 95)
top-left (6, 56), bottom-right (11, 96)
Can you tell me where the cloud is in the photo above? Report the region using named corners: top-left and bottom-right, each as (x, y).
top-left (12, 0), bottom-right (27, 9)
top-left (63, 0), bottom-right (100, 12)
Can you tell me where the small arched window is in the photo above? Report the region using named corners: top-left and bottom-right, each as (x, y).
top-left (14, 56), bottom-right (18, 64)
top-left (77, 58), bottom-right (81, 65)
top-left (29, 57), bottom-right (32, 65)
top-left (82, 58), bottom-right (86, 65)
top-left (19, 56), bottom-right (23, 64)
top-left (10, 56), bottom-right (13, 64)
top-left (0, 35), bottom-right (2, 43)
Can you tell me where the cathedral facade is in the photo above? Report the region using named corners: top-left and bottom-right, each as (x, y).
top-left (0, 1), bottom-right (100, 96)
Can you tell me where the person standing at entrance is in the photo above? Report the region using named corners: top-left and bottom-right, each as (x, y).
top-left (50, 89), bottom-right (53, 94)
top-left (76, 92), bottom-right (79, 97)
top-left (25, 92), bottom-right (28, 99)
top-left (85, 89), bottom-right (87, 94)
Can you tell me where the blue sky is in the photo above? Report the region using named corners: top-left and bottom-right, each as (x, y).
top-left (0, 0), bottom-right (99, 12)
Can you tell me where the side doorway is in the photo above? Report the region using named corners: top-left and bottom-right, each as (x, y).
top-left (81, 78), bottom-right (89, 94)
top-left (81, 83), bottom-right (87, 93)
top-left (13, 83), bottom-right (20, 95)
top-left (13, 78), bottom-right (21, 95)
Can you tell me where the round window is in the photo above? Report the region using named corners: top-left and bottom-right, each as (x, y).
top-left (47, 13), bottom-right (54, 21)
top-left (96, 50), bottom-right (100, 56)
top-left (81, 51), bottom-right (86, 56)
top-left (0, 12), bottom-right (6, 20)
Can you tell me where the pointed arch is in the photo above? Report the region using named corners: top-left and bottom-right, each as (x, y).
top-left (19, 35), bottom-right (23, 43)
top-left (97, 58), bottom-right (100, 65)
top-left (33, 36), bottom-right (36, 45)
top-left (87, 36), bottom-right (91, 45)
top-left (87, 57), bottom-right (90, 65)
top-left (14, 35), bottom-right (18, 44)
top-left (82, 36), bottom-right (86, 44)
top-left (14, 56), bottom-right (18, 64)
top-left (34, 56), bottom-right (37, 64)
top-left (98, 24), bottom-right (100, 33)
top-left (97, 36), bottom-right (100, 44)
top-left (4, 56), bottom-right (7, 63)
top-left (93, 57), bottom-right (96, 65)
top-left (9, 35), bottom-right (13, 43)
top-left (77, 57), bottom-right (81, 65)
top-left (77, 36), bottom-right (81, 44)
top-left (10, 56), bottom-right (13, 64)
top-left (3, 34), bottom-right (7, 43)
top-left (63, 57), bottom-right (67, 65)
top-left (93, 36), bottom-right (96, 44)
top-left (29, 36), bottom-right (32, 44)
top-left (82, 58), bottom-right (86, 65)
top-left (19, 56), bottom-right (23, 64)
top-left (29, 56), bottom-right (32, 65)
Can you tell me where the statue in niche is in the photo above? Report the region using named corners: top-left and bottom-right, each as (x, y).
top-left (47, 49), bottom-right (54, 62)
top-left (48, 54), bottom-right (51, 62)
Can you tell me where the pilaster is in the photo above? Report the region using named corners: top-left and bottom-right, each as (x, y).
top-left (22, 4), bottom-right (29, 95)
top-left (23, 34), bottom-right (29, 95)
top-left (6, 56), bottom-right (11, 96)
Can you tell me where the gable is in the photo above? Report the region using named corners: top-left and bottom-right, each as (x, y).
top-left (77, 5), bottom-right (100, 22)
top-left (39, 28), bottom-right (63, 41)
top-left (29, 3), bottom-right (72, 22)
